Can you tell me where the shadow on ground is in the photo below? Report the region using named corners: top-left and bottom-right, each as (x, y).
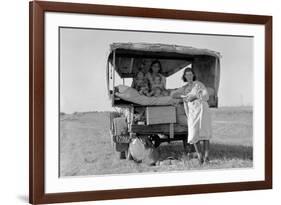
top-left (158, 142), bottom-right (253, 161)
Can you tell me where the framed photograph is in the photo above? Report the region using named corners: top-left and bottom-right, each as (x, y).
top-left (29, 1), bottom-right (272, 204)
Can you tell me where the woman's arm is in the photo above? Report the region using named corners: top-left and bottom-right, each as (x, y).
top-left (194, 81), bottom-right (209, 101)
top-left (170, 86), bottom-right (185, 99)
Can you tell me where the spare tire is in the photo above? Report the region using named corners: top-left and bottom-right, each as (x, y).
top-left (129, 137), bottom-right (160, 166)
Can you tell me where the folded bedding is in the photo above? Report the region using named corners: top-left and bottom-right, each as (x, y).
top-left (115, 85), bottom-right (181, 106)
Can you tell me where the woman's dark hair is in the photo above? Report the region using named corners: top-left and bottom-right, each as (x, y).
top-left (182, 67), bottom-right (197, 82)
top-left (149, 60), bottom-right (162, 74)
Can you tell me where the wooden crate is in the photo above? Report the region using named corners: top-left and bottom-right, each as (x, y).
top-left (146, 106), bottom-right (176, 125)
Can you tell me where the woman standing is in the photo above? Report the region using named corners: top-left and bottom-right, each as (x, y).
top-left (171, 67), bottom-right (212, 164)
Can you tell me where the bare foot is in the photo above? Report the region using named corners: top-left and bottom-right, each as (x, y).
top-left (197, 153), bottom-right (204, 164)
top-left (203, 156), bottom-right (210, 164)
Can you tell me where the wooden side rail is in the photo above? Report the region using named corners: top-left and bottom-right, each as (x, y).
top-left (130, 123), bottom-right (188, 135)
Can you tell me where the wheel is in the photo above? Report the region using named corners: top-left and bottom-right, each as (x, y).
top-left (149, 135), bottom-right (161, 148)
top-left (110, 113), bottom-right (130, 158)
top-left (109, 112), bottom-right (121, 136)
top-left (119, 151), bottom-right (126, 159)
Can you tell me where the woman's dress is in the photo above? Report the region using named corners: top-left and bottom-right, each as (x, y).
top-left (172, 81), bottom-right (212, 144)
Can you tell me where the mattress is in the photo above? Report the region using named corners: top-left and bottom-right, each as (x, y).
top-left (115, 85), bottom-right (181, 106)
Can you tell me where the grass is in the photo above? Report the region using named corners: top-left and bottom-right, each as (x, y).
top-left (59, 106), bottom-right (253, 176)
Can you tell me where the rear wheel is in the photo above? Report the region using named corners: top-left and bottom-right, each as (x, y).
top-left (120, 149), bottom-right (133, 160)
top-left (109, 112), bottom-right (121, 135)
top-left (119, 151), bottom-right (126, 159)
top-left (110, 112), bottom-right (129, 159)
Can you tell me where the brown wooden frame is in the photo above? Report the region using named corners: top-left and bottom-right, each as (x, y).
top-left (29, 1), bottom-right (272, 204)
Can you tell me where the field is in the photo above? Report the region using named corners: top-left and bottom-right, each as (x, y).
top-left (59, 107), bottom-right (253, 176)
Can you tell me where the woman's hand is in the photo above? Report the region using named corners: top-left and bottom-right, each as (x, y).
top-left (170, 91), bottom-right (182, 99)
top-left (183, 94), bottom-right (197, 102)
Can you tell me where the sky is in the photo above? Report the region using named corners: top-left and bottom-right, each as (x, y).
top-left (60, 28), bottom-right (253, 113)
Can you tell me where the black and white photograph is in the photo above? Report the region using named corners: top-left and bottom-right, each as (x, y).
top-left (59, 27), bottom-right (253, 177)
top-left (27, 1), bottom-right (273, 204)
top-left (0, 0), bottom-right (277, 203)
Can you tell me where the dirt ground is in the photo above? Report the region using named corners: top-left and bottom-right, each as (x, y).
top-left (59, 106), bottom-right (253, 176)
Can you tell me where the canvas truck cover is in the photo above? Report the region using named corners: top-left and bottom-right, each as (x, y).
top-left (107, 42), bottom-right (221, 107)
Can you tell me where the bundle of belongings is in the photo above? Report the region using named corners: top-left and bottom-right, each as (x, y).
top-left (114, 85), bottom-right (181, 106)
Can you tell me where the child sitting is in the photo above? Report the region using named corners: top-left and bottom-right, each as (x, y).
top-left (149, 87), bottom-right (163, 97)
top-left (131, 71), bottom-right (150, 96)
top-left (149, 75), bottom-right (169, 97)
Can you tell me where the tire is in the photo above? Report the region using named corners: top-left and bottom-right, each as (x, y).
top-left (110, 113), bottom-right (129, 157)
top-left (119, 151), bottom-right (126, 159)
top-left (109, 112), bottom-right (121, 136)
